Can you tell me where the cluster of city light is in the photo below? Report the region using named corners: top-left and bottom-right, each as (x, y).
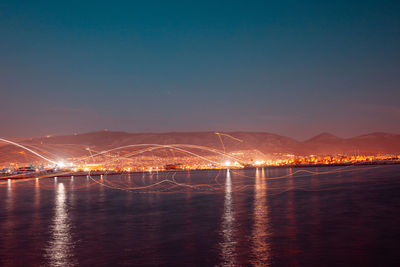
top-left (1, 137), bottom-right (400, 181)
top-left (0, 139), bottom-right (247, 176)
top-left (5, 132), bottom-right (395, 194)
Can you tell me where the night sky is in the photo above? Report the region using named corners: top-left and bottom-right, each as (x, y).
top-left (1, 0), bottom-right (399, 139)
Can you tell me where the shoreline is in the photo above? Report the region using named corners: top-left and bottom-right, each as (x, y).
top-left (1, 160), bottom-right (399, 181)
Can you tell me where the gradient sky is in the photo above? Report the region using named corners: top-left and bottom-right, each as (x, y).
top-left (1, 0), bottom-right (399, 139)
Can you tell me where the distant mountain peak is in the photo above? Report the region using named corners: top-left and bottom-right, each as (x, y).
top-left (355, 132), bottom-right (397, 139)
top-left (306, 132), bottom-right (342, 142)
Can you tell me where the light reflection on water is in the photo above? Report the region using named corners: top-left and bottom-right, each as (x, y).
top-left (5, 179), bottom-right (15, 238)
top-left (45, 182), bottom-right (76, 266)
top-left (34, 178), bottom-right (40, 208)
top-left (286, 168), bottom-right (299, 266)
top-left (6, 179), bottom-right (12, 207)
top-left (5, 179), bottom-right (14, 232)
top-left (220, 169), bottom-right (237, 266)
top-left (251, 168), bottom-right (271, 266)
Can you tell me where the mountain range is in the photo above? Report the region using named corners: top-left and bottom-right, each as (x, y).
top-left (1, 131), bottom-right (400, 164)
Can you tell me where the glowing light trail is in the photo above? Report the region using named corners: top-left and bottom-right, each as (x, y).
top-left (0, 138), bottom-right (58, 164)
top-left (72, 143), bottom-right (244, 165)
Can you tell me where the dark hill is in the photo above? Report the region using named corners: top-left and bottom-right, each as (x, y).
top-left (0, 130), bottom-right (399, 164)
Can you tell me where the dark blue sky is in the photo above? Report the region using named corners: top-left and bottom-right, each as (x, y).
top-left (1, 0), bottom-right (399, 139)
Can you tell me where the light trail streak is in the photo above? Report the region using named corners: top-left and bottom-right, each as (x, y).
top-left (87, 174), bottom-right (218, 192)
top-left (18, 144), bottom-right (61, 161)
top-left (230, 165), bottom-right (356, 180)
top-left (215, 132), bottom-right (243, 143)
top-left (216, 132), bottom-right (226, 152)
top-left (0, 138), bottom-right (58, 164)
top-left (71, 143), bottom-right (244, 165)
top-left (0, 164), bottom-right (395, 195)
top-left (1, 136), bottom-right (396, 194)
top-left (215, 132), bottom-right (242, 154)
top-left (230, 165), bottom-right (385, 192)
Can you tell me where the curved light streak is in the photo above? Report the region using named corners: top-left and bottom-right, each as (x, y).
top-left (72, 143), bottom-right (244, 165)
top-left (0, 138), bottom-right (57, 164)
top-left (215, 132), bottom-right (243, 143)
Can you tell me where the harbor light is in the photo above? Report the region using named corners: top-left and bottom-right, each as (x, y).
top-left (255, 160), bottom-right (265, 166)
top-left (57, 161), bottom-right (66, 168)
top-left (224, 160), bottom-right (232, 166)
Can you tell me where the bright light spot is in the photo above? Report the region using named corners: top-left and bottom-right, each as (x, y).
top-left (57, 161), bottom-right (66, 168)
top-left (224, 161), bottom-right (231, 166)
top-left (255, 160), bottom-right (265, 166)
top-left (58, 182), bottom-right (64, 191)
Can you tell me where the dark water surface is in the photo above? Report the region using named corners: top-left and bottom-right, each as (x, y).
top-left (1, 166), bottom-right (400, 266)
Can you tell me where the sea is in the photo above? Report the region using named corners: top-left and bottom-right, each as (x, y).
top-left (1, 165), bottom-right (400, 266)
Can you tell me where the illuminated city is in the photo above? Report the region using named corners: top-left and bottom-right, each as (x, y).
top-left (1, 135), bottom-right (399, 185)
